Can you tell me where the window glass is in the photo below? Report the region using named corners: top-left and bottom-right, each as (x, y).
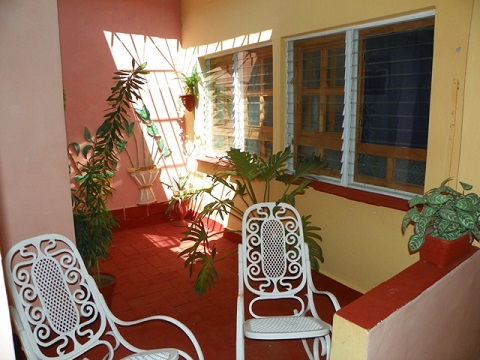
top-left (204, 46), bottom-right (273, 160)
top-left (288, 17), bottom-right (434, 195)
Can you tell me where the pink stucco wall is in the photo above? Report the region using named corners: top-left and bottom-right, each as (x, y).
top-left (366, 250), bottom-right (480, 359)
top-left (1, 1), bottom-right (74, 357)
top-left (335, 248), bottom-right (480, 359)
top-left (58, 0), bottom-right (187, 211)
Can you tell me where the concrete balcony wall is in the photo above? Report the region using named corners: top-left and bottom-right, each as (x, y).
top-left (331, 248), bottom-right (480, 360)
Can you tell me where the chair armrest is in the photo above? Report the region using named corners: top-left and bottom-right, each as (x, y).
top-left (308, 278), bottom-right (341, 312)
top-left (305, 246), bottom-right (341, 312)
top-left (105, 310), bottom-right (204, 360)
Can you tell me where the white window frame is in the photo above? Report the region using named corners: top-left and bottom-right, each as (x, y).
top-left (202, 45), bottom-right (273, 158)
top-left (285, 10), bottom-right (435, 199)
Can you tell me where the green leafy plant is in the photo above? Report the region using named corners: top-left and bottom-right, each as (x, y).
top-left (179, 147), bottom-right (325, 295)
top-left (164, 173), bottom-right (207, 215)
top-left (123, 104), bottom-right (172, 169)
top-left (402, 177), bottom-right (480, 253)
top-left (179, 64), bottom-right (200, 98)
top-left (68, 60), bottom-right (162, 274)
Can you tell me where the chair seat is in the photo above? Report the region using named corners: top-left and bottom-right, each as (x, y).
top-left (244, 316), bottom-right (331, 340)
top-left (122, 348), bottom-right (179, 360)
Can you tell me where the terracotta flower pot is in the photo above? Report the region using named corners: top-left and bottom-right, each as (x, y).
top-left (180, 94), bottom-right (195, 112)
top-left (420, 233), bottom-right (472, 266)
top-left (172, 199), bottom-right (191, 227)
top-left (93, 273), bottom-right (116, 308)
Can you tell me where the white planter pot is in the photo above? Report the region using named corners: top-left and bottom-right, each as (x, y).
top-left (127, 166), bottom-right (160, 205)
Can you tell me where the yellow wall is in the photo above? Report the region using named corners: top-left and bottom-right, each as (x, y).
top-left (182, 0), bottom-right (479, 292)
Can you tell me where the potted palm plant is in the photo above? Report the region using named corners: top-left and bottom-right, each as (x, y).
top-left (402, 177), bottom-right (480, 266)
top-left (178, 65), bottom-right (200, 112)
top-left (68, 60), bottom-right (167, 304)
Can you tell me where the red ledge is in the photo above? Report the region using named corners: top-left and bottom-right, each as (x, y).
top-left (197, 157), bottom-right (409, 211)
top-left (310, 182), bottom-right (409, 211)
top-left (336, 246), bottom-right (479, 330)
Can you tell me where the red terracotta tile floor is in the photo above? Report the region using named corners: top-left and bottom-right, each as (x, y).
top-left (11, 220), bottom-right (361, 359)
top-left (92, 220), bottom-right (362, 360)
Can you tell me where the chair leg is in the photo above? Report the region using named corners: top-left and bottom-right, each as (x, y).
top-left (236, 334), bottom-right (245, 360)
top-left (322, 335), bottom-right (331, 360)
top-left (302, 336), bottom-right (331, 360)
top-left (301, 338), bottom-right (316, 360)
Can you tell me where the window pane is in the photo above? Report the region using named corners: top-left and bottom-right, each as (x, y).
top-left (264, 57), bottom-right (273, 90)
top-left (289, 17), bottom-right (433, 196)
top-left (302, 51), bottom-right (321, 88)
top-left (355, 19), bottom-right (433, 192)
top-left (205, 46), bottom-right (273, 158)
top-left (356, 154), bottom-right (387, 179)
top-left (301, 95), bottom-right (320, 131)
top-left (205, 54), bottom-right (235, 155)
top-left (394, 158), bottom-right (426, 186)
top-left (245, 139), bottom-right (260, 154)
top-left (248, 96), bottom-right (260, 126)
top-left (323, 149), bottom-right (342, 174)
top-left (326, 95), bottom-right (343, 132)
top-left (360, 26), bottom-right (433, 149)
top-left (327, 47), bottom-right (345, 87)
top-left (264, 96), bottom-right (273, 127)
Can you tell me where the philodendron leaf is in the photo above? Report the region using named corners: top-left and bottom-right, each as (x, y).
top-left (438, 208), bottom-right (457, 222)
top-left (455, 195), bottom-right (478, 211)
top-left (408, 194), bottom-right (425, 207)
top-left (147, 123), bottom-right (160, 137)
top-left (84, 127), bottom-right (93, 142)
top-left (426, 192), bottom-right (449, 205)
top-left (408, 234), bottom-right (425, 252)
top-left (459, 181), bottom-right (473, 191)
top-left (458, 211), bottom-right (476, 230)
top-left (81, 145), bottom-right (93, 158)
top-left (116, 140), bottom-right (128, 153)
top-left (155, 138), bottom-right (172, 158)
top-left (414, 216), bottom-right (429, 236)
top-left (125, 122), bottom-right (135, 136)
top-left (420, 205), bottom-right (437, 217)
top-left (471, 228), bottom-right (480, 241)
top-left (402, 208), bottom-right (419, 232)
top-left (69, 142), bottom-right (81, 156)
top-left (435, 218), bottom-right (454, 236)
top-left (135, 104), bottom-right (150, 123)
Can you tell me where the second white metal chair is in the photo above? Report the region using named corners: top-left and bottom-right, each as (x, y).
top-left (237, 202), bottom-right (340, 360)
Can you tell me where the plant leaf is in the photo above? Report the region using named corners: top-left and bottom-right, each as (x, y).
top-left (135, 104), bottom-right (150, 122)
top-left (408, 234), bottom-right (425, 252)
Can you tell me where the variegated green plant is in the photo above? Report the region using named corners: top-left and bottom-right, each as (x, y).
top-left (402, 178), bottom-right (480, 253)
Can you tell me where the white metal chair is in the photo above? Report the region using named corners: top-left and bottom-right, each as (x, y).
top-left (237, 202), bottom-right (340, 360)
top-left (4, 234), bottom-right (204, 360)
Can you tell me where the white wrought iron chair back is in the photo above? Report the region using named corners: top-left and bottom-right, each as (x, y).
top-left (237, 202), bottom-right (340, 360)
top-left (242, 202), bottom-right (308, 307)
top-left (4, 234), bottom-right (204, 360)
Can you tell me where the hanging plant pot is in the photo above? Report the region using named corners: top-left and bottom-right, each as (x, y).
top-left (93, 273), bottom-right (116, 308)
top-left (420, 233), bottom-right (472, 267)
top-left (127, 165), bottom-right (160, 206)
top-left (180, 94), bottom-right (195, 112)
